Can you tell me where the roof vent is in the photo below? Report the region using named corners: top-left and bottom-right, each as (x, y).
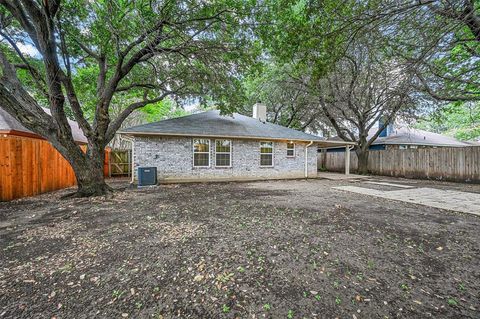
top-left (252, 103), bottom-right (267, 122)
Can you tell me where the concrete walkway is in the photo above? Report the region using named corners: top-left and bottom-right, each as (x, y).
top-left (334, 185), bottom-right (480, 216)
top-left (317, 172), bottom-right (370, 180)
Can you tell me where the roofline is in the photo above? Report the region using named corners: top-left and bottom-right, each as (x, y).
top-left (372, 141), bottom-right (469, 147)
top-left (1, 129), bottom-right (46, 140)
top-left (0, 129), bottom-right (88, 144)
top-left (119, 131), bottom-right (356, 146)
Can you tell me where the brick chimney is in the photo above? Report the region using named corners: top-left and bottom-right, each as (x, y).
top-left (252, 103), bottom-right (267, 122)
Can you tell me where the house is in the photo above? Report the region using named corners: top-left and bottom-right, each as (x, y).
top-left (0, 107), bottom-right (87, 143)
top-left (120, 104), bottom-right (354, 183)
top-left (0, 107), bottom-right (106, 201)
top-left (371, 126), bottom-right (472, 150)
top-left (324, 125), bottom-right (471, 152)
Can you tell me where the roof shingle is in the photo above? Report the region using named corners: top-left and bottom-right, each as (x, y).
top-left (0, 107), bottom-right (87, 143)
top-left (120, 110), bottom-right (326, 142)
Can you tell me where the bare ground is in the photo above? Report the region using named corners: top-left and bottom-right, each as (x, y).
top-left (0, 177), bottom-right (479, 319)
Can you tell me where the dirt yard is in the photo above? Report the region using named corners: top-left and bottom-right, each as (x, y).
top-left (1, 178), bottom-right (479, 319)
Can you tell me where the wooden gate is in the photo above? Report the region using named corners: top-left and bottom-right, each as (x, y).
top-left (108, 149), bottom-right (132, 177)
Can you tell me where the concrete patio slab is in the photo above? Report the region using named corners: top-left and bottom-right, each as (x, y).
top-left (317, 172), bottom-right (370, 180)
top-left (365, 181), bottom-right (415, 188)
top-left (334, 185), bottom-right (480, 216)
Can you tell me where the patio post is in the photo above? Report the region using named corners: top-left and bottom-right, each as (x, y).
top-left (345, 146), bottom-right (350, 175)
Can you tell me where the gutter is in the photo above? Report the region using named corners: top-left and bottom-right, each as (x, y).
top-left (118, 131), bottom-right (328, 144)
top-left (305, 140), bottom-right (314, 178)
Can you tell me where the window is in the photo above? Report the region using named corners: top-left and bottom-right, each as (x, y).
top-left (193, 139), bottom-right (210, 167)
top-left (215, 139), bottom-right (231, 167)
top-left (286, 142), bottom-right (295, 157)
top-left (260, 141), bottom-right (273, 166)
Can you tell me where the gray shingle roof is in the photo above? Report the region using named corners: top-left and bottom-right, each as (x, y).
top-left (120, 110), bottom-right (328, 142)
top-left (0, 107), bottom-right (87, 143)
top-left (371, 127), bottom-right (471, 147)
top-left (328, 126), bottom-right (471, 147)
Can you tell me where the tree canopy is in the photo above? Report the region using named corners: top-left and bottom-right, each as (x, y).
top-left (0, 0), bottom-right (256, 195)
top-left (0, 0), bottom-right (478, 193)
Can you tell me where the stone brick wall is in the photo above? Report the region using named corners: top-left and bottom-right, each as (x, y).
top-left (133, 136), bottom-right (317, 182)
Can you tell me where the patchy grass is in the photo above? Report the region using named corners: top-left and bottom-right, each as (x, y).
top-left (0, 178), bottom-right (479, 318)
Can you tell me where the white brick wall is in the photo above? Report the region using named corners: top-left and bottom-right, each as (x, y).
top-left (133, 136), bottom-right (317, 182)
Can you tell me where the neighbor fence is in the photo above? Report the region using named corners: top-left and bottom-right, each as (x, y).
top-left (1, 135), bottom-right (110, 201)
top-left (318, 146), bottom-right (480, 183)
top-left (0, 135), bottom-right (78, 201)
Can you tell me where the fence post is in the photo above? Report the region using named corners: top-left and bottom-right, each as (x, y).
top-left (345, 146), bottom-right (350, 175)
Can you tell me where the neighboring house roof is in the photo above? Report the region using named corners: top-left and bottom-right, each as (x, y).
top-left (371, 127), bottom-right (471, 147)
top-left (464, 140), bottom-right (480, 146)
top-left (120, 110), bottom-right (354, 147)
top-left (326, 126), bottom-right (472, 148)
top-left (0, 107), bottom-right (88, 144)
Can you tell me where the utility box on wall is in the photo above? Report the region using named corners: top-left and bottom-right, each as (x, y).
top-left (138, 167), bottom-right (157, 186)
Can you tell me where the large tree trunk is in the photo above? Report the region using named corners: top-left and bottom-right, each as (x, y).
top-left (356, 148), bottom-right (369, 175)
top-left (66, 144), bottom-right (111, 197)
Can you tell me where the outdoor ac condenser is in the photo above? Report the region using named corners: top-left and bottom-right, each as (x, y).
top-left (138, 167), bottom-right (157, 186)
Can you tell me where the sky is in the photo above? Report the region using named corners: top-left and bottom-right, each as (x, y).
top-left (16, 42), bottom-right (39, 57)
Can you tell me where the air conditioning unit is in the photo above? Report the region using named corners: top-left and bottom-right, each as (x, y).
top-left (138, 167), bottom-right (157, 186)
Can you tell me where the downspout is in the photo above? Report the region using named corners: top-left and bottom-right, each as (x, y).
top-left (304, 141), bottom-right (314, 178)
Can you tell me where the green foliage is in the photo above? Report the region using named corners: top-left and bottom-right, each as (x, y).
top-left (2, 0), bottom-right (257, 125)
top-left (222, 304), bottom-right (230, 313)
top-left (447, 298), bottom-right (458, 306)
top-left (242, 62), bottom-right (321, 132)
top-left (141, 99), bottom-right (187, 123)
top-left (415, 102), bottom-right (480, 141)
top-left (256, 0), bottom-right (354, 78)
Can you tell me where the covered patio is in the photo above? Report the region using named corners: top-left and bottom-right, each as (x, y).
top-left (316, 140), bottom-right (356, 175)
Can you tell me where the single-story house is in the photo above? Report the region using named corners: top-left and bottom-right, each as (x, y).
top-left (120, 104), bottom-right (354, 183)
top-left (324, 125), bottom-right (471, 152)
top-left (0, 107), bottom-right (89, 201)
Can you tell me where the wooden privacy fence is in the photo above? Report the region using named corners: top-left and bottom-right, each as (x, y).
top-left (1, 135), bottom-right (111, 201)
top-left (0, 135), bottom-right (77, 201)
top-left (318, 146), bottom-right (480, 183)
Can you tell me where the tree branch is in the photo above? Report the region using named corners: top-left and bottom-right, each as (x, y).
top-left (105, 90), bottom-right (174, 142)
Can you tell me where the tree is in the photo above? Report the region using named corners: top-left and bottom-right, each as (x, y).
top-left (348, 0), bottom-right (480, 102)
top-left (243, 64), bottom-right (326, 133)
top-left (0, 0), bottom-right (252, 196)
top-left (295, 40), bottom-right (416, 174)
top-left (416, 101), bottom-right (480, 141)
top-left (254, 1), bottom-right (419, 173)
top-left (109, 97), bottom-right (188, 150)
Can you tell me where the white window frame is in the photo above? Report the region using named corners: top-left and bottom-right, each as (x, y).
top-left (260, 141), bottom-right (274, 167)
top-left (215, 139), bottom-right (232, 168)
top-left (286, 142), bottom-right (295, 157)
top-left (192, 138), bottom-right (210, 167)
